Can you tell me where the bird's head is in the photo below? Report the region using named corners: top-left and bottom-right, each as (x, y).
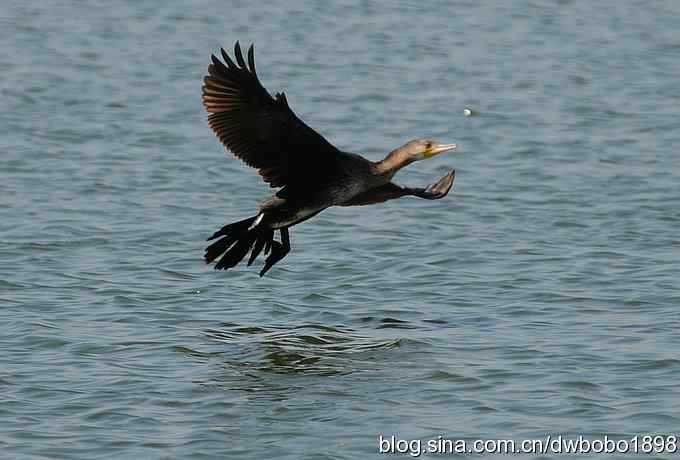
top-left (377, 138), bottom-right (458, 176)
top-left (401, 138), bottom-right (457, 162)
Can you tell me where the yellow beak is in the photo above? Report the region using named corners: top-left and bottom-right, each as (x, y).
top-left (424, 143), bottom-right (457, 158)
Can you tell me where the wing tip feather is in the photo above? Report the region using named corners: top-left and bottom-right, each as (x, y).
top-left (234, 41), bottom-right (246, 68)
top-left (202, 40), bottom-right (336, 189)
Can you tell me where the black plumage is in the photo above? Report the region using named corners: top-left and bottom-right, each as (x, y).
top-left (202, 42), bottom-right (458, 276)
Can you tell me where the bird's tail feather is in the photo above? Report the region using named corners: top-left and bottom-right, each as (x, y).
top-left (248, 228), bottom-right (273, 266)
top-left (206, 215), bottom-right (258, 241)
top-left (205, 215), bottom-right (274, 270)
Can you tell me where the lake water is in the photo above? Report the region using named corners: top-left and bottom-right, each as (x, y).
top-left (2, 1), bottom-right (680, 458)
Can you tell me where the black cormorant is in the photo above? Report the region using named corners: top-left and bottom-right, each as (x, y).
top-left (203, 42), bottom-right (458, 276)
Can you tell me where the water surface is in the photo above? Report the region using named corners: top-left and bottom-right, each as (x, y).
top-left (2, 1), bottom-right (680, 458)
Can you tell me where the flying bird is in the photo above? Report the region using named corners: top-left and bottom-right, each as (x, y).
top-left (202, 42), bottom-right (458, 276)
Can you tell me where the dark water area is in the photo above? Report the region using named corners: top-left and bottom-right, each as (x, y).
top-left (2, 1), bottom-right (680, 458)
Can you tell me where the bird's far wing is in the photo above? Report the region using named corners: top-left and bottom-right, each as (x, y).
top-left (202, 42), bottom-right (341, 188)
top-left (341, 169), bottom-right (455, 206)
top-left (410, 169), bottom-right (456, 200)
top-left (340, 182), bottom-right (409, 206)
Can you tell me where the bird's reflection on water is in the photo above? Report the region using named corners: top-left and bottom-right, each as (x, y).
top-left (185, 321), bottom-right (409, 380)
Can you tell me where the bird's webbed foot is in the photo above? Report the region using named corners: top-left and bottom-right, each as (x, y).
top-left (259, 228), bottom-right (291, 277)
top-left (411, 169), bottom-right (456, 200)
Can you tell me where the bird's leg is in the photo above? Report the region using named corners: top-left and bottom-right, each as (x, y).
top-left (281, 227), bottom-right (290, 252)
top-left (259, 228), bottom-right (291, 277)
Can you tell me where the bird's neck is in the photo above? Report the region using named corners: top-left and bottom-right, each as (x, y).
top-left (373, 148), bottom-right (414, 178)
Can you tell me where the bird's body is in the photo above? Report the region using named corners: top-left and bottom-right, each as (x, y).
top-left (259, 152), bottom-right (386, 228)
top-left (202, 42), bottom-right (458, 276)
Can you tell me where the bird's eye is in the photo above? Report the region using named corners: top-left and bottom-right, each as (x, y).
top-left (425, 142), bottom-right (432, 149)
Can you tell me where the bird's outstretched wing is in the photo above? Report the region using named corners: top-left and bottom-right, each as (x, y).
top-left (342, 170), bottom-right (455, 206)
top-left (203, 42), bottom-right (341, 188)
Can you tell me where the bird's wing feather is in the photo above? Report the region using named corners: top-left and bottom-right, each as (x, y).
top-left (341, 170), bottom-right (455, 206)
top-left (202, 42), bottom-right (341, 188)
top-left (410, 169), bottom-right (456, 200)
top-left (340, 183), bottom-right (409, 206)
